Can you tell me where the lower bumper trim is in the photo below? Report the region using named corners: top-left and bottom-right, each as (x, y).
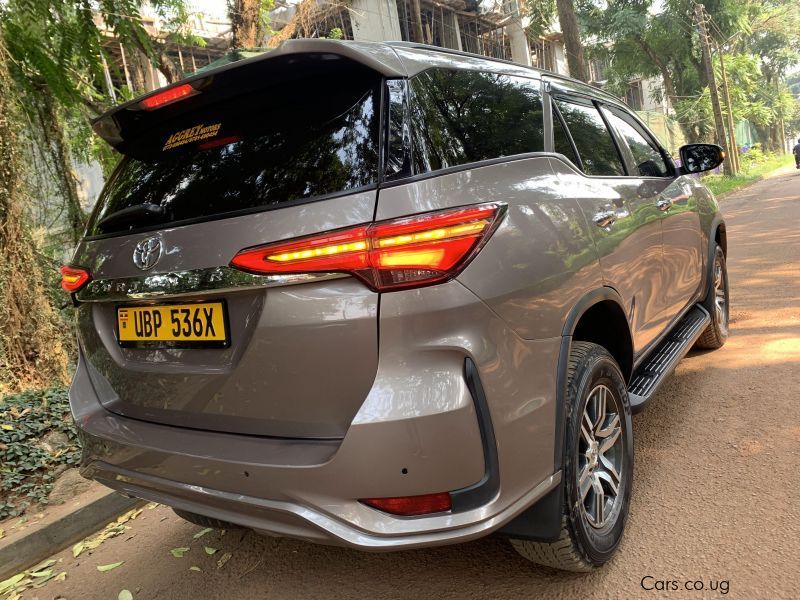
top-left (85, 461), bottom-right (561, 551)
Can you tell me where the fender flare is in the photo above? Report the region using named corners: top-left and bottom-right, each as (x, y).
top-left (499, 287), bottom-right (630, 542)
top-left (703, 216), bottom-right (726, 300)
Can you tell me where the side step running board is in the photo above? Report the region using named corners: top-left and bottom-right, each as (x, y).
top-left (628, 305), bottom-right (711, 414)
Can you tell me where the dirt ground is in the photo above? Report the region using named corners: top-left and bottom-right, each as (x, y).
top-left (23, 168), bottom-right (800, 599)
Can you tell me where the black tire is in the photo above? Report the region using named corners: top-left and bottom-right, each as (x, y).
top-left (173, 509), bottom-right (241, 531)
top-left (694, 244), bottom-right (729, 350)
top-left (511, 342), bottom-right (633, 571)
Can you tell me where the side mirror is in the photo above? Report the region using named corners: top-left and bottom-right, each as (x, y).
top-left (679, 144), bottom-right (725, 174)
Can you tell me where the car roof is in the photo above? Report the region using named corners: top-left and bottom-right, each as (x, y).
top-left (92, 38), bottom-right (622, 146)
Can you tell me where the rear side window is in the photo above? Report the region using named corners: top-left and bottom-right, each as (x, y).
top-left (408, 69), bottom-right (544, 173)
top-left (603, 106), bottom-right (671, 177)
top-left (553, 98), bottom-right (624, 177)
top-left (88, 66), bottom-right (381, 236)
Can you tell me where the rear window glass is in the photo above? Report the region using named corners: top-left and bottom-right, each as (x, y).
top-left (88, 68), bottom-right (381, 236)
top-left (408, 69), bottom-right (544, 173)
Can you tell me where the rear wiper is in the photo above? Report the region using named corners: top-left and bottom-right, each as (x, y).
top-left (97, 203), bottom-right (166, 232)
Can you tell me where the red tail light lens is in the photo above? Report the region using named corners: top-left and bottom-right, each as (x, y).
top-left (230, 203), bottom-right (505, 292)
top-left (361, 492), bottom-right (452, 516)
top-left (60, 265), bottom-right (91, 292)
top-left (139, 83), bottom-right (198, 110)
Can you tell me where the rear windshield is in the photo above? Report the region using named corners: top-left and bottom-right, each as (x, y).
top-left (88, 65), bottom-right (381, 236)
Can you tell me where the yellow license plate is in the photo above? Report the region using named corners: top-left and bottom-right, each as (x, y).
top-left (117, 302), bottom-right (228, 347)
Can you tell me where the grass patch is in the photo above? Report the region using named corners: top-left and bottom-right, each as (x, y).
top-left (702, 152), bottom-right (794, 197)
top-left (0, 387), bottom-right (80, 519)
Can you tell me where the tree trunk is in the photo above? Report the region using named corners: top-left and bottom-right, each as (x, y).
top-left (128, 38), bottom-right (183, 85)
top-left (556, 0), bottom-right (587, 82)
top-left (36, 89), bottom-right (86, 243)
top-left (230, 0), bottom-right (262, 48)
top-left (0, 33), bottom-right (69, 392)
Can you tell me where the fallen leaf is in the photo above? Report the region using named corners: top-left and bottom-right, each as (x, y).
top-left (54, 572), bottom-right (67, 582)
top-left (1, 424), bottom-right (13, 431)
top-left (0, 528), bottom-right (4, 539)
top-left (216, 552), bottom-right (232, 569)
top-left (204, 547), bottom-right (217, 555)
top-left (72, 542), bottom-right (85, 558)
top-left (119, 590), bottom-right (134, 600)
top-left (0, 442), bottom-right (6, 450)
top-left (0, 573), bottom-right (25, 594)
top-left (97, 562), bottom-right (124, 572)
top-left (146, 502), bottom-right (159, 509)
top-left (30, 570), bottom-right (53, 578)
top-left (193, 527), bottom-right (213, 540)
top-left (170, 547), bottom-right (190, 558)
top-left (30, 560), bottom-right (56, 571)
top-left (189, 566), bottom-right (202, 572)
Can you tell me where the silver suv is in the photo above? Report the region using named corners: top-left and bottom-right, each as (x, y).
top-left (63, 40), bottom-right (729, 571)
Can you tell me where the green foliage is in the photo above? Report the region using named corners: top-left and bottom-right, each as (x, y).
top-left (522, 0), bottom-right (556, 38)
top-left (702, 152), bottom-right (792, 196)
top-left (0, 388), bottom-right (80, 519)
top-left (578, 0), bottom-right (800, 144)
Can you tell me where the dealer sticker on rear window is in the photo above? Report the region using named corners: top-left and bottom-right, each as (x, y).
top-left (163, 122), bottom-right (222, 151)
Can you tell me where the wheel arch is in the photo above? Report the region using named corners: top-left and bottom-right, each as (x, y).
top-left (498, 287), bottom-right (634, 543)
top-left (561, 287), bottom-right (633, 383)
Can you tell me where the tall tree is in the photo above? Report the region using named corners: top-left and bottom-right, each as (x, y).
top-left (229, 0), bottom-right (274, 48)
top-left (0, 31), bottom-right (70, 392)
top-left (556, 0), bottom-right (589, 81)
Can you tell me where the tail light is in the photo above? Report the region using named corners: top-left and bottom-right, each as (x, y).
top-left (361, 492), bottom-right (452, 516)
top-left (230, 203), bottom-right (505, 292)
top-left (139, 83), bottom-right (198, 110)
top-left (60, 265), bottom-right (91, 292)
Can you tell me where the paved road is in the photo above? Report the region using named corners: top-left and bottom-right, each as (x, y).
top-left (33, 169), bottom-right (800, 599)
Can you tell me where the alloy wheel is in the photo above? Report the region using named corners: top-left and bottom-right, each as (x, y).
top-left (714, 257), bottom-right (729, 332)
top-left (578, 384), bottom-right (624, 529)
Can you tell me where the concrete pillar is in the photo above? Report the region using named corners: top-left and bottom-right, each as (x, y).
top-left (553, 42), bottom-right (569, 76)
top-left (507, 19), bottom-right (531, 66)
top-left (350, 0), bottom-right (402, 42)
top-left (441, 11), bottom-right (462, 50)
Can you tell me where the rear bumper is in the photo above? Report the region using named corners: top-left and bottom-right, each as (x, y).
top-left (82, 460), bottom-right (559, 550)
top-left (71, 280), bottom-right (563, 550)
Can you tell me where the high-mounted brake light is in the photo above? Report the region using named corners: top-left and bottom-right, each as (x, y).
top-left (230, 203), bottom-right (506, 292)
top-left (361, 492), bottom-right (452, 516)
top-left (60, 265), bottom-right (91, 293)
top-left (139, 83), bottom-right (198, 110)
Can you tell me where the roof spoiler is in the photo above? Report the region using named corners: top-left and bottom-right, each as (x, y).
top-left (92, 40), bottom-right (408, 149)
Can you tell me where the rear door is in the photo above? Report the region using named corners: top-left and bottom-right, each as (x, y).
top-left (72, 54), bottom-right (383, 439)
top-left (600, 104), bottom-right (704, 321)
top-left (547, 85), bottom-right (666, 353)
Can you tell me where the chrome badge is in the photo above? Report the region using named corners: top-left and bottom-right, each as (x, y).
top-left (132, 236), bottom-right (163, 271)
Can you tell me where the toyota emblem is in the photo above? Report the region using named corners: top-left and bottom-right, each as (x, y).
top-left (132, 236), bottom-right (163, 271)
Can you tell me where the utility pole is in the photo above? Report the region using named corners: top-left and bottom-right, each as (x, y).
top-left (717, 45), bottom-right (740, 174)
top-left (694, 4), bottom-right (732, 176)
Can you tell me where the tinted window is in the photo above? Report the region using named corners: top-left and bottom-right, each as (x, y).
top-left (553, 108), bottom-right (580, 167)
top-left (408, 69), bottom-right (544, 173)
top-left (88, 69), bottom-right (381, 236)
top-left (604, 107), bottom-right (670, 177)
top-left (554, 98), bottom-right (624, 176)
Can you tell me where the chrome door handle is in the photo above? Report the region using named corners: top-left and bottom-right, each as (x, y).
top-left (592, 210), bottom-right (617, 228)
top-left (656, 197), bottom-right (672, 212)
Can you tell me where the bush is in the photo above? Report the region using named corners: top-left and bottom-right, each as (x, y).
top-left (0, 387), bottom-right (80, 519)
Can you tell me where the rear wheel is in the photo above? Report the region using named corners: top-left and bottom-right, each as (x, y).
top-left (511, 342), bottom-right (633, 571)
top-left (695, 244), bottom-right (729, 350)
